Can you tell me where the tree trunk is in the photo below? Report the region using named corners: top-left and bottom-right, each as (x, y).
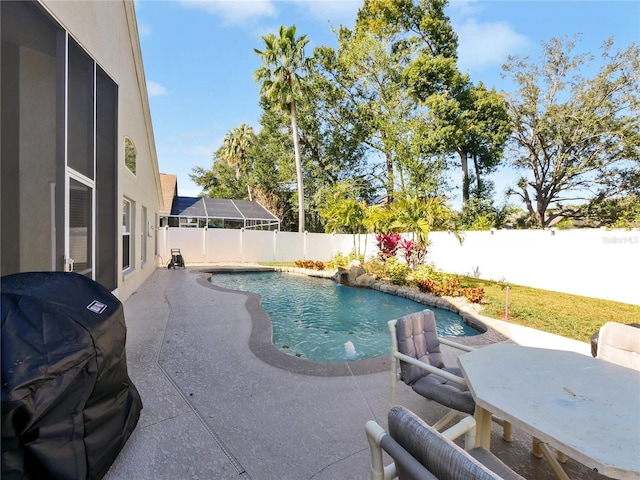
top-left (459, 149), bottom-right (469, 205)
top-left (473, 154), bottom-right (482, 195)
top-left (290, 101), bottom-right (305, 233)
top-left (386, 150), bottom-right (394, 203)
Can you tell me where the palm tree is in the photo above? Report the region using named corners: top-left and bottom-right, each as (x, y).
top-left (219, 124), bottom-right (255, 199)
top-left (254, 25), bottom-right (309, 232)
top-left (321, 197), bottom-right (368, 255)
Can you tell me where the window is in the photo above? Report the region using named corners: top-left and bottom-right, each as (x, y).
top-left (125, 137), bottom-right (136, 175)
top-left (122, 198), bottom-right (133, 271)
top-left (141, 206), bottom-right (147, 264)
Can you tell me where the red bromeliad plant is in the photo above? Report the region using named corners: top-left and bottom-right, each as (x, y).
top-left (399, 237), bottom-right (429, 269)
top-left (375, 233), bottom-right (402, 262)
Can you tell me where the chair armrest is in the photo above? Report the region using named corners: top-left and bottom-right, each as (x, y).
top-left (365, 421), bottom-right (397, 480)
top-left (439, 337), bottom-right (476, 352)
top-left (392, 351), bottom-right (468, 387)
top-left (442, 415), bottom-right (477, 450)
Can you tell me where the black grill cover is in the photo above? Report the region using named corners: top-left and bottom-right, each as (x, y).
top-left (1, 272), bottom-right (142, 480)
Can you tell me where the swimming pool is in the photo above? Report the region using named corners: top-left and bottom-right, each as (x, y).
top-left (209, 271), bottom-right (479, 362)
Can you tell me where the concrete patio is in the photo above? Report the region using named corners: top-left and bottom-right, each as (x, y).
top-left (104, 267), bottom-right (607, 480)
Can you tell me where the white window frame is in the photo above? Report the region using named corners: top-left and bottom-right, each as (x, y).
top-left (122, 197), bottom-right (134, 273)
top-left (141, 205), bottom-right (147, 266)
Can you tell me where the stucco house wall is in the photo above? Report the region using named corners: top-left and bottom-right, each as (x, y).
top-left (1, 0), bottom-right (161, 301)
top-left (43, 0), bottom-right (162, 300)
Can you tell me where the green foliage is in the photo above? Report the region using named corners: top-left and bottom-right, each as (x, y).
top-left (410, 263), bottom-right (448, 283)
top-left (328, 250), bottom-right (364, 268)
top-left (190, 161), bottom-right (248, 200)
top-left (583, 194), bottom-right (640, 229)
top-left (218, 124), bottom-right (255, 181)
top-left (362, 258), bottom-right (387, 278)
top-left (386, 257), bottom-right (411, 285)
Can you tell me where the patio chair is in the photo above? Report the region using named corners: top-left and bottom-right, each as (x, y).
top-left (389, 310), bottom-right (511, 439)
top-left (596, 321), bottom-right (640, 371)
top-left (365, 406), bottom-right (525, 480)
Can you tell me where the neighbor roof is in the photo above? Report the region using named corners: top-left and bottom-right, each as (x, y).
top-left (170, 197), bottom-right (279, 222)
top-left (159, 174), bottom-right (177, 214)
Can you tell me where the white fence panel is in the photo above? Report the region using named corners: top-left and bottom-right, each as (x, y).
top-left (331, 234), bottom-right (362, 258)
top-left (243, 230), bottom-right (275, 263)
top-left (161, 227), bottom-right (205, 264)
top-left (306, 232), bottom-right (331, 261)
top-left (275, 232), bottom-right (305, 263)
top-left (205, 229), bottom-right (241, 263)
top-left (156, 227), bottom-right (639, 305)
top-left (428, 229), bottom-right (639, 305)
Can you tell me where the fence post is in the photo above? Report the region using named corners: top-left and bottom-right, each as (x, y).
top-left (203, 226), bottom-right (207, 264)
top-left (331, 232), bottom-right (336, 260)
top-left (273, 230), bottom-right (278, 263)
top-left (240, 228), bottom-right (245, 263)
top-left (304, 231), bottom-right (308, 260)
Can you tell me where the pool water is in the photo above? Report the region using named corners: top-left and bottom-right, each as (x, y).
top-left (209, 271), bottom-right (479, 362)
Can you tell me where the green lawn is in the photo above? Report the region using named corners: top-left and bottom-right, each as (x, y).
top-left (451, 277), bottom-right (640, 343)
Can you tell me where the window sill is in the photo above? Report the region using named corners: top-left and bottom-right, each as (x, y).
top-left (122, 267), bottom-right (136, 281)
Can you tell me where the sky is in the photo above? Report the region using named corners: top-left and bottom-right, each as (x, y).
top-left (134, 0), bottom-right (640, 207)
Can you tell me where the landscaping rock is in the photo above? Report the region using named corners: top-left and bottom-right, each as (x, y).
top-left (347, 265), bottom-right (366, 284)
top-left (355, 273), bottom-right (376, 287)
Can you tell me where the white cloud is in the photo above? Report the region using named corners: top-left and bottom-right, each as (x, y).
top-left (456, 18), bottom-right (531, 72)
top-left (448, 0), bottom-right (482, 19)
top-left (137, 21), bottom-right (152, 37)
top-left (447, 0), bottom-right (531, 72)
top-left (178, 0), bottom-right (277, 25)
top-left (290, 0), bottom-right (361, 25)
top-left (147, 81), bottom-right (169, 97)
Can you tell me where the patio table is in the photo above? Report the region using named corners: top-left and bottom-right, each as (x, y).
top-left (457, 344), bottom-right (640, 480)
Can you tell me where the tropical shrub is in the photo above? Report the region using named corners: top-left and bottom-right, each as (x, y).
top-left (328, 250), bottom-right (363, 269)
top-left (386, 257), bottom-right (411, 285)
top-left (462, 287), bottom-right (485, 304)
top-left (295, 260), bottom-right (325, 270)
top-left (417, 277), bottom-right (485, 303)
top-left (362, 258), bottom-right (387, 279)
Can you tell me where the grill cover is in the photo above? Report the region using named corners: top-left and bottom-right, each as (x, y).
top-left (1, 272), bottom-right (142, 479)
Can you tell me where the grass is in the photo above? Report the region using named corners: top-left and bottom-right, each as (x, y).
top-left (457, 277), bottom-right (640, 343)
top-left (262, 262), bottom-right (640, 343)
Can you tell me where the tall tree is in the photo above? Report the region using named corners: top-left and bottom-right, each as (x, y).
top-left (387, 0), bottom-right (510, 206)
top-left (190, 160), bottom-right (247, 200)
top-left (503, 36), bottom-right (640, 227)
top-left (219, 124), bottom-right (255, 180)
top-left (254, 25), bottom-right (310, 232)
top-left (219, 124), bottom-right (256, 199)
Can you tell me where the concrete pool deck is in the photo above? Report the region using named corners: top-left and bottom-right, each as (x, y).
top-left (104, 266), bottom-right (604, 480)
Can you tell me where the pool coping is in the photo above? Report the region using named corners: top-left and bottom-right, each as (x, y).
top-left (198, 266), bottom-right (508, 377)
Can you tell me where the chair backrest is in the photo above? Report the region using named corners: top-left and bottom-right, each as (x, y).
top-left (395, 310), bottom-right (444, 384)
top-left (385, 406), bottom-right (506, 480)
top-left (597, 322), bottom-right (640, 371)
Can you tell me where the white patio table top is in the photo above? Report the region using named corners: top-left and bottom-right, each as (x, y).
top-left (457, 344), bottom-right (640, 480)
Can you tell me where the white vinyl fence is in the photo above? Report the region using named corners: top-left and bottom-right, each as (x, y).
top-left (157, 227), bottom-right (639, 306)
